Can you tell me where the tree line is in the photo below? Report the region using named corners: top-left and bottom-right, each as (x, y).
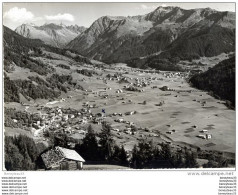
top-left (5, 122), bottom-right (231, 170)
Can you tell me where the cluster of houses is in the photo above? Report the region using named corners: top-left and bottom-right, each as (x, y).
top-left (162, 72), bottom-right (188, 79)
top-left (102, 73), bottom-right (123, 81)
top-left (165, 124), bottom-right (212, 140)
top-left (28, 102), bottom-right (108, 141)
top-left (128, 76), bottom-right (159, 88)
top-left (124, 85), bottom-right (144, 92)
top-left (28, 91), bottom-right (145, 141)
top-left (114, 118), bottom-right (135, 126)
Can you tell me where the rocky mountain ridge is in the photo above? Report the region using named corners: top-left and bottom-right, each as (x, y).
top-left (15, 23), bottom-right (87, 48)
top-left (66, 6), bottom-right (235, 64)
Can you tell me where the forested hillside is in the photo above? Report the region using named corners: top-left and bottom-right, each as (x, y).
top-left (190, 57), bottom-right (235, 107)
top-left (3, 26), bottom-right (92, 102)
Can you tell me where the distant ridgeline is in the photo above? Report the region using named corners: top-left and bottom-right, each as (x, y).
top-left (3, 26), bottom-right (91, 68)
top-left (189, 57), bottom-right (235, 108)
top-left (66, 6), bottom-right (235, 69)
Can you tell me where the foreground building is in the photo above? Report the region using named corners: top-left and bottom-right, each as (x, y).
top-left (41, 146), bottom-right (85, 170)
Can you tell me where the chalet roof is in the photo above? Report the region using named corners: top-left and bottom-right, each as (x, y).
top-left (41, 147), bottom-right (85, 169)
top-left (56, 147), bottom-right (85, 162)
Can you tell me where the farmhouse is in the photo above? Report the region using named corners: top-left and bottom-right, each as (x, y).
top-left (93, 117), bottom-right (104, 124)
top-left (69, 114), bottom-right (75, 119)
top-left (160, 86), bottom-right (170, 91)
top-left (198, 134), bottom-right (206, 139)
top-left (200, 129), bottom-right (208, 133)
top-left (41, 146), bottom-right (85, 170)
top-left (167, 131), bottom-right (173, 134)
top-left (125, 111), bottom-right (135, 115)
top-left (79, 117), bottom-right (87, 124)
top-left (62, 115), bottom-right (69, 121)
top-left (116, 89), bottom-right (123, 93)
top-left (115, 118), bottom-right (124, 123)
top-left (206, 134), bottom-right (212, 139)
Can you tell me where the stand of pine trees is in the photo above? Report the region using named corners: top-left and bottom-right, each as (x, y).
top-left (130, 141), bottom-right (199, 169)
top-left (5, 135), bottom-right (39, 170)
top-left (75, 123), bottom-right (129, 166)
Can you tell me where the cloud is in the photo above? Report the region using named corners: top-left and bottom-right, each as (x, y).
top-left (45, 13), bottom-right (75, 22)
top-left (3, 7), bottom-right (34, 22)
top-left (139, 4), bottom-right (158, 10)
top-left (3, 7), bottom-right (75, 29)
top-left (137, 4), bottom-right (168, 10)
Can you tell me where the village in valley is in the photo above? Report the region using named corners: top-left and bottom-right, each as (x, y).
top-left (3, 3), bottom-right (235, 171)
top-left (4, 48), bottom-right (235, 170)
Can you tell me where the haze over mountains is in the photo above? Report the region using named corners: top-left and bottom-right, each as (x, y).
top-left (15, 23), bottom-right (87, 48)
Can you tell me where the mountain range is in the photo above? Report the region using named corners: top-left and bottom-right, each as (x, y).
top-left (13, 6), bottom-right (235, 66)
top-left (66, 6), bottom-right (235, 64)
top-left (15, 23), bottom-right (86, 48)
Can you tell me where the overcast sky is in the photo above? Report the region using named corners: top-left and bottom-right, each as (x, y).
top-left (3, 2), bottom-right (236, 30)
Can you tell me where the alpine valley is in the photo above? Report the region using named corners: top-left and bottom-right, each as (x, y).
top-left (4, 5), bottom-right (236, 171)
